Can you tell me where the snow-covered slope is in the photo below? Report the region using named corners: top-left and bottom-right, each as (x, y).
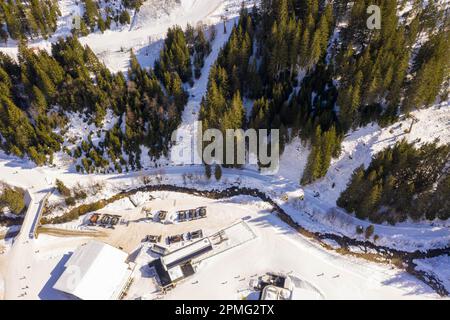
top-left (0, 0), bottom-right (243, 72)
top-left (85, 0), bottom-right (241, 72)
top-left (414, 255), bottom-right (450, 292)
top-left (294, 102), bottom-right (450, 206)
top-left (275, 102), bottom-right (450, 250)
top-left (0, 0), bottom-right (449, 299)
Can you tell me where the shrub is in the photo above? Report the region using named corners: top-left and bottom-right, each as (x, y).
top-left (56, 179), bottom-right (71, 197)
top-left (355, 225), bottom-right (364, 235)
top-left (0, 187), bottom-right (26, 214)
top-left (65, 197), bottom-right (76, 206)
top-left (214, 164), bottom-right (222, 181)
top-left (365, 225), bottom-right (375, 239)
top-left (74, 189), bottom-right (87, 200)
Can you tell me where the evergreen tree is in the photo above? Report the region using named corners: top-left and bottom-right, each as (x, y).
top-left (301, 126), bottom-right (323, 185)
top-left (155, 26), bottom-right (192, 83)
top-left (0, 187), bottom-right (26, 214)
top-left (337, 140), bottom-right (450, 223)
top-left (214, 164), bottom-right (222, 181)
top-left (205, 164), bottom-right (212, 180)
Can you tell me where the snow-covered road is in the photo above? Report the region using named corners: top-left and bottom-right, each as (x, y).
top-left (1, 191), bottom-right (52, 300)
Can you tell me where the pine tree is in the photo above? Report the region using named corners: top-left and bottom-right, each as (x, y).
top-left (83, 0), bottom-right (99, 30)
top-left (214, 164), bottom-right (222, 181)
top-left (56, 179), bottom-right (71, 197)
top-left (205, 164), bottom-right (212, 180)
top-left (320, 126), bottom-right (337, 176)
top-left (357, 183), bottom-right (382, 220)
top-left (301, 126), bottom-right (323, 185)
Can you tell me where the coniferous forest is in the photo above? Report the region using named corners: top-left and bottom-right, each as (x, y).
top-left (0, 0), bottom-right (60, 41)
top-left (0, 0), bottom-right (449, 222)
top-left (337, 140), bottom-right (450, 223)
top-left (0, 0), bottom-right (142, 41)
top-left (0, 26), bottom-right (203, 172)
top-left (198, 0), bottom-right (449, 221)
top-left (201, 0), bottom-right (448, 180)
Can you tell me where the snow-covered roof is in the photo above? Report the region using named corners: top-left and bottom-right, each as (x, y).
top-left (53, 241), bottom-right (132, 300)
top-left (261, 285), bottom-right (291, 300)
top-left (162, 238), bottom-right (212, 269)
top-left (168, 265), bottom-right (184, 282)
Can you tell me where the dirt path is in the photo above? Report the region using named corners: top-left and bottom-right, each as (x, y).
top-left (37, 226), bottom-right (106, 238)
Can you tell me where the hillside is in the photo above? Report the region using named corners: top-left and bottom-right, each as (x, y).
top-left (0, 0), bottom-right (449, 299)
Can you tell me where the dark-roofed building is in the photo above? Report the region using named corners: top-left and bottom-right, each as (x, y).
top-left (150, 238), bottom-right (213, 287)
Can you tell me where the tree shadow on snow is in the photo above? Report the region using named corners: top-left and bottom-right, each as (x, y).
top-left (135, 39), bottom-right (164, 70)
top-left (381, 272), bottom-right (436, 297)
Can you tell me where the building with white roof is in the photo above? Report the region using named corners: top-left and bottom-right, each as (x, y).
top-left (161, 238), bottom-right (212, 269)
top-left (53, 241), bottom-right (134, 300)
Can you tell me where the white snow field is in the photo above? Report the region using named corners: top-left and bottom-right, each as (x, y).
top-left (0, 190), bottom-right (443, 300)
top-left (0, 0), bottom-right (245, 72)
top-left (0, 163), bottom-right (448, 299)
top-left (414, 255), bottom-right (450, 293)
top-left (0, 0), bottom-right (449, 300)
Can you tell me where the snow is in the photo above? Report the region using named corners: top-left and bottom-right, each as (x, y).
top-left (274, 103), bottom-right (450, 251)
top-left (414, 255), bottom-right (450, 293)
top-left (77, 0), bottom-right (241, 73)
top-left (0, 161), bottom-right (447, 299)
top-left (152, 192), bottom-right (438, 300)
top-left (128, 191), bottom-right (152, 207)
top-left (8, 189), bottom-right (441, 300)
top-left (0, 0), bottom-right (449, 300)
top-left (0, 0), bottom-right (243, 72)
top-left (3, 149), bottom-right (448, 254)
top-left (277, 136), bottom-right (310, 184)
top-left (295, 103), bottom-right (450, 206)
top-left (170, 18), bottom-right (236, 165)
top-left (53, 240), bottom-right (132, 300)
top-left (52, 109), bottom-right (118, 170)
top-left (0, 187), bottom-right (442, 300)
top-left (0, 85), bottom-right (449, 274)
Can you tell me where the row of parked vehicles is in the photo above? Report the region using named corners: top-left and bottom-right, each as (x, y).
top-left (177, 206), bottom-right (207, 222)
top-left (144, 229), bottom-right (204, 257)
top-left (141, 206), bottom-right (207, 224)
top-left (143, 234), bottom-right (162, 243)
top-left (88, 213), bottom-right (120, 229)
top-left (166, 229), bottom-right (203, 244)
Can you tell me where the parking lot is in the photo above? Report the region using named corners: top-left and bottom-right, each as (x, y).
top-left (88, 191), bottom-right (264, 253)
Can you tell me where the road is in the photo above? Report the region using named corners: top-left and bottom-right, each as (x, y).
top-left (0, 164), bottom-right (294, 300)
top-left (0, 163), bottom-right (447, 299)
top-left (2, 191), bottom-right (51, 299)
